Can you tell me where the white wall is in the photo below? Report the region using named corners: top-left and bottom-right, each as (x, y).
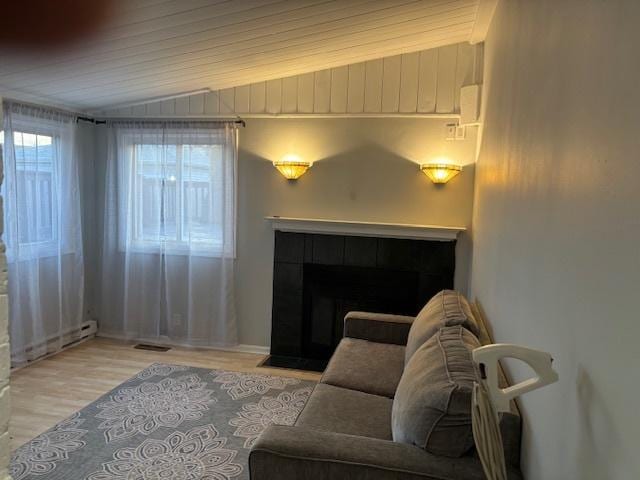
top-left (470, 1), bottom-right (640, 478)
top-left (91, 117), bottom-right (478, 347)
top-left (77, 122), bottom-right (98, 322)
top-left (236, 117), bottom-right (476, 346)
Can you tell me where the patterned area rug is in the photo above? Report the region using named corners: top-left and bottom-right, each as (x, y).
top-left (10, 364), bottom-right (316, 480)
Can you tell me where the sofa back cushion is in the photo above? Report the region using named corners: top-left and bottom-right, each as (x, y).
top-left (405, 290), bottom-right (479, 364)
top-left (392, 325), bottom-right (480, 457)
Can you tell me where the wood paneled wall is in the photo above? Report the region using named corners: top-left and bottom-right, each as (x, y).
top-left (100, 43), bottom-right (481, 117)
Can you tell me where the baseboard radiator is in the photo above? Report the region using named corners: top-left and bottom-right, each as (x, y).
top-left (12, 320), bottom-right (97, 369)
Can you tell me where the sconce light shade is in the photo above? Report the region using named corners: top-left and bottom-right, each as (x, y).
top-left (420, 163), bottom-right (462, 184)
top-left (273, 155), bottom-right (311, 180)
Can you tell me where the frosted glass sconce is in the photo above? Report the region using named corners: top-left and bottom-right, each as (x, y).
top-left (420, 163), bottom-right (462, 184)
top-left (273, 154), bottom-right (311, 180)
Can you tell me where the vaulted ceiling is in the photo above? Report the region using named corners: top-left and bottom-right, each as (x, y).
top-left (0, 0), bottom-right (495, 111)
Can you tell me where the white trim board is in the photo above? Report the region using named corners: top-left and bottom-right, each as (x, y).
top-left (266, 216), bottom-right (465, 241)
top-left (97, 112), bottom-right (461, 120)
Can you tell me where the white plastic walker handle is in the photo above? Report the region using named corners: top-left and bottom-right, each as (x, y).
top-left (472, 344), bottom-right (559, 413)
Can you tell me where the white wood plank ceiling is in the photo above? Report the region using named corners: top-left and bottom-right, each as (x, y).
top-left (0, 0), bottom-right (494, 111)
top-left (101, 43), bottom-right (481, 117)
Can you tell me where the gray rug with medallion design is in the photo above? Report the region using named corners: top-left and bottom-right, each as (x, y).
top-left (10, 363), bottom-right (316, 480)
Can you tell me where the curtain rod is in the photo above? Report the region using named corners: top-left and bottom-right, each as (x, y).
top-left (92, 116), bottom-right (246, 127)
top-left (77, 115), bottom-right (106, 125)
top-left (2, 99), bottom-right (245, 127)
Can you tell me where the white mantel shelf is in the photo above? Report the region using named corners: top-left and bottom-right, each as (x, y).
top-left (265, 217), bottom-right (465, 241)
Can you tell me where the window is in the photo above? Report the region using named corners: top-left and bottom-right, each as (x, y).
top-left (0, 130), bottom-right (58, 249)
top-left (125, 141), bottom-right (226, 255)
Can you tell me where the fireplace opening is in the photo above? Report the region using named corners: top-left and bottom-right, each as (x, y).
top-left (302, 264), bottom-right (418, 360)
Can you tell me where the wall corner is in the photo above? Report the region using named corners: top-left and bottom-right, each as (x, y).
top-left (0, 97), bottom-right (12, 480)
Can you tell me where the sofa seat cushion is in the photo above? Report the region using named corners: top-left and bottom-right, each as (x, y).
top-left (405, 290), bottom-right (480, 364)
top-left (392, 325), bottom-right (480, 457)
top-left (296, 383), bottom-right (393, 440)
top-left (320, 338), bottom-right (405, 398)
top-left (250, 425), bottom-right (524, 480)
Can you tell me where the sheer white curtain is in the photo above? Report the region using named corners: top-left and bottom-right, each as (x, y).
top-left (99, 120), bottom-right (238, 347)
top-left (2, 102), bottom-right (84, 366)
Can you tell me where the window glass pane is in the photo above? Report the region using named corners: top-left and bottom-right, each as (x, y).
top-left (163, 145), bottom-right (178, 241)
top-left (130, 141), bottom-right (224, 251)
top-left (135, 144), bottom-right (178, 241)
top-left (13, 131), bottom-right (55, 244)
top-left (182, 144), bottom-right (222, 244)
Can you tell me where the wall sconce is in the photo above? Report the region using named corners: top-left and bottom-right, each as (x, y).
top-left (273, 154), bottom-right (311, 180)
top-left (420, 163), bottom-right (462, 184)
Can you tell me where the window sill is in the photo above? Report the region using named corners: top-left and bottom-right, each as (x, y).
top-left (119, 244), bottom-right (234, 259)
top-left (7, 245), bottom-right (77, 261)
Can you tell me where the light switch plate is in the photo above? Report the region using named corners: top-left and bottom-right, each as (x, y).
top-left (445, 123), bottom-right (457, 140)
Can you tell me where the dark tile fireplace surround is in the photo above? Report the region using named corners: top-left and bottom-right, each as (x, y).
top-left (262, 230), bottom-right (456, 371)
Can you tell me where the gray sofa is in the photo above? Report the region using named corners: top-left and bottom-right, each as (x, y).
top-left (250, 290), bottom-right (523, 480)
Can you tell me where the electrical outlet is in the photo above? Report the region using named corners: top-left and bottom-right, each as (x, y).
top-left (445, 123), bottom-right (457, 140)
top-left (171, 313), bottom-right (182, 327)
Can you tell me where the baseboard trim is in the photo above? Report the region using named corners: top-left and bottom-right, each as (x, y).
top-left (222, 344), bottom-right (271, 355)
top-left (95, 332), bottom-right (270, 356)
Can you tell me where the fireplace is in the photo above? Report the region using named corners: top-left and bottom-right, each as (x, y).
top-left (263, 222), bottom-right (459, 371)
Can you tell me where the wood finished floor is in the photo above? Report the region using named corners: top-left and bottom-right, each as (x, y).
top-left (9, 337), bottom-right (321, 449)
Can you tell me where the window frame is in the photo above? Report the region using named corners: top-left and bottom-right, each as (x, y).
top-left (1, 125), bottom-right (62, 259)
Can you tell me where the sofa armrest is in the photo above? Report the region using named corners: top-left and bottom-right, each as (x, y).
top-left (343, 311), bottom-right (415, 345)
top-left (249, 425), bottom-right (522, 480)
